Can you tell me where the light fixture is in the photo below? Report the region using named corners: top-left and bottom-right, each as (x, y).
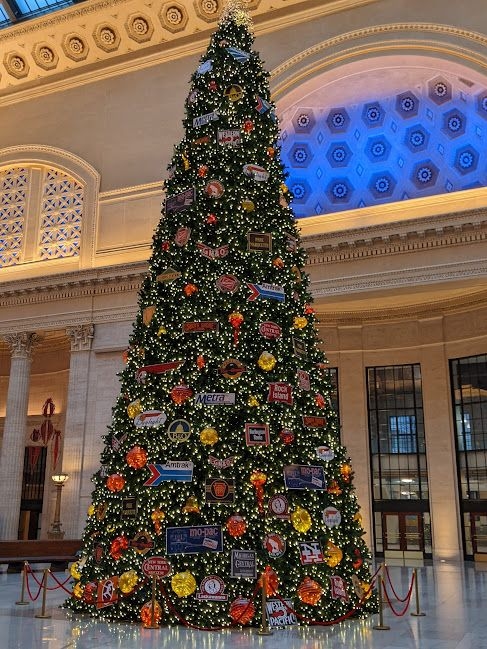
top-left (401, 478), bottom-right (414, 483)
top-left (48, 473), bottom-right (69, 539)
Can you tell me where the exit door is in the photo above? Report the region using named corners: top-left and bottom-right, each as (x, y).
top-left (383, 512), bottom-right (424, 552)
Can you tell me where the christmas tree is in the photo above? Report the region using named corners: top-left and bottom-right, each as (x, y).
top-left (65, 0), bottom-right (376, 627)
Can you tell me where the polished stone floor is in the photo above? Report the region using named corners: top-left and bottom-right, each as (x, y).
top-left (0, 561), bottom-right (485, 648)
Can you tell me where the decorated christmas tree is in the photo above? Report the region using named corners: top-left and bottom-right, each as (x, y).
top-left (66, 0), bottom-right (376, 627)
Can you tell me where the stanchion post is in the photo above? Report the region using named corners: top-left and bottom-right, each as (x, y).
top-left (410, 568), bottom-right (425, 617)
top-left (257, 571), bottom-right (273, 636)
top-left (144, 575), bottom-right (160, 629)
top-left (34, 569), bottom-right (51, 619)
top-left (15, 561), bottom-right (30, 605)
top-left (373, 564), bottom-right (390, 631)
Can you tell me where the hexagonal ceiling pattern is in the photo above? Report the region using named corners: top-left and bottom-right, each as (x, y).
top-left (279, 68), bottom-right (487, 217)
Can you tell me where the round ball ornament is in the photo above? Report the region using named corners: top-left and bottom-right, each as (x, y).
top-left (242, 119), bottom-right (254, 133)
top-left (293, 316), bottom-right (308, 329)
top-left (340, 463), bottom-right (353, 481)
top-left (151, 508), bottom-right (165, 535)
top-left (298, 577), bottom-right (323, 606)
top-left (248, 395), bottom-right (259, 407)
top-left (170, 385), bottom-right (193, 404)
top-left (126, 446), bottom-right (147, 469)
top-left (315, 393), bottom-right (326, 409)
top-left (326, 541), bottom-right (343, 568)
top-left (183, 283), bottom-right (198, 297)
top-left (200, 427), bottom-right (219, 446)
top-left (229, 597), bottom-right (255, 625)
top-left (279, 428), bottom-right (295, 445)
top-left (119, 570), bottom-right (138, 594)
top-left (171, 571), bottom-right (197, 597)
top-left (106, 473), bottom-right (125, 492)
top-left (110, 535), bottom-right (129, 560)
top-left (273, 257), bottom-right (284, 268)
top-left (226, 514), bottom-right (246, 537)
top-left (206, 213), bottom-right (217, 224)
top-left (83, 582), bottom-right (97, 604)
top-left (197, 355), bottom-right (206, 369)
top-left (257, 351), bottom-right (276, 371)
top-left (140, 601), bottom-right (163, 627)
top-left (127, 399), bottom-right (142, 419)
top-left (291, 506), bottom-right (312, 533)
top-left (354, 512), bottom-right (363, 526)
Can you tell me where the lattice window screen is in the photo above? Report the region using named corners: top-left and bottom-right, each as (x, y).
top-left (38, 168), bottom-right (83, 260)
top-left (0, 167), bottom-right (29, 268)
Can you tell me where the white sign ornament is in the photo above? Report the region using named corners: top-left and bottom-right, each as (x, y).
top-left (316, 446), bottom-right (335, 461)
top-left (134, 410), bottom-right (167, 428)
top-left (323, 506), bottom-right (341, 528)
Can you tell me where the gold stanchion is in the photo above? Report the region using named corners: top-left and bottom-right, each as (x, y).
top-left (34, 569), bottom-right (51, 619)
top-left (257, 570), bottom-right (272, 636)
top-left (144, 576), bottom-right (160, 629)
top-left (15, 561), bottom-right (30, 605)
top-left (410, 568), bottom-right (425, 617)
top-left (373, 564), bottom-right (390, 631)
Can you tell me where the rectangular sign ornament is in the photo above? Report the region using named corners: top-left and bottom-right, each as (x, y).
top-left (205, 478), bottom-right (235, 504)
top-left (230, 549), bottom-right (256, 578)
top-left (247, 232), bottom-right (272, 252)
top-left (283, 464), bottom-right (325, 490)
top-left (143, 461), bottom-right (193, 486)
top-left (165, 188), bottom-right (195, 216)
top-left (195, 393), bottom-right (236, 405)
top-left (166, 525), bottom-right (223, 555)
top-left (245, 423), bottom-right (270, 446)
top-left (266, 600), bottom-right (298, 627)
top-left (183, 321), bottom-right (219, 333)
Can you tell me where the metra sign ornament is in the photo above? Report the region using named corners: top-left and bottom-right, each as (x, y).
top-left (93, 24), bottom-right (121, 52)
top-left (62, 34), bottom-right (89, 62)
top-left (4, 52), bottom-right (29, 79)
top-left (125, 14), bottom-right (154, 44)
top-left (160, 2), bottom-right (188, 33)
top-left (32, 43), bottom-right (58, 71)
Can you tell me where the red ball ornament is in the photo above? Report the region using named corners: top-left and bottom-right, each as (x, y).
top-left (110, 535), bottom-right (129, 560)
top-left (83, 582), bottom-right (97, 604)
top-left (184, 283), bottom-right (198, 297)
top-left (140, 601), bottom-right (163, 627)
top-left (279, 428), bottom-right (295, 445)
top-left (353, 548), bottom-right (363, 569)
top-left (208, 80), bottom-right (218, 91)
top-left (229, 597), bottom-right (255, 625)
top-left (198, 165), bottom-right (209, 177)
top-left (162, 240), bottom-right (170, 251)
top-left (196, 355), bottom-right (206, 369)
top-left (106, 473), bottom-right (125, 492)
top-left (267, 146), bottom-right (275, 158)
top-left (170, 385), bottom-right (193, 404)
top-left (298, 576), bottom-right (323, 605)
top-left (226, 514), bottom-right (247, 538)
top-left (206, 213), bottom-right (218, 224)
top-left (243, 119), bottom-right (254, 133)
top-left (304, 303), bottom-right (315, 315)
top-left (315, 393), bottom-right (326, 409)
top-left (126, 446), bottom-right (148, 469)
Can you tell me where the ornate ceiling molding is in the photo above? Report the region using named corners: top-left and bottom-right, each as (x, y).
top-left (0, 0), bottom-right (379, 106)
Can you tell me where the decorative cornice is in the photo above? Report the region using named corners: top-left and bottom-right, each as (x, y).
top-left (0, 0), bottom-right (380, 106)
top-left (314, 288), bottom-right (487, 325)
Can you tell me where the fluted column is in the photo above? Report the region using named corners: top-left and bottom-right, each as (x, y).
top-left (0, 332), bottom-right (39, 540)
top-left (60, 324), bottom-right (94, 539)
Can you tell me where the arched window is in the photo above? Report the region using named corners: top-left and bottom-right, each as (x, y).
top-left (0, 146), bottom-right (99, 270)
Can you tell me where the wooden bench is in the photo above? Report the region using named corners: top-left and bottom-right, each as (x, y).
top-left (0, 539), bottom-right (82, 571)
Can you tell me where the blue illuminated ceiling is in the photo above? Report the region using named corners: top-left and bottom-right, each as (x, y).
top-left (279, 70), bottom-right (487, 217)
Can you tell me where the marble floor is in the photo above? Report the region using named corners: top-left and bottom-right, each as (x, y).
top-left (0, 561), bottom-right (485, 649)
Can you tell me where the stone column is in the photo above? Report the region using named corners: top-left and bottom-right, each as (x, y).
top-left (60, 324), bottom-right (94, 539)
top-left (0, 332), bottom-right (39, 540)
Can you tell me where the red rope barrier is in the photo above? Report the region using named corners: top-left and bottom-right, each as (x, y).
top-left (383, 564), bottom-right (414, 602)
top-left (381, 573), bottom-right (415, 617)
top-left (24, 566), bottom-right (44, 602)
top-left (48, 571), bottom-right (75, 594)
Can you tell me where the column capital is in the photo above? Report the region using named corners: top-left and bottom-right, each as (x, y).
top-left (3, 332), bottom-right (39, 359)
top-left (66, 324), bottom-right (94, 352)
